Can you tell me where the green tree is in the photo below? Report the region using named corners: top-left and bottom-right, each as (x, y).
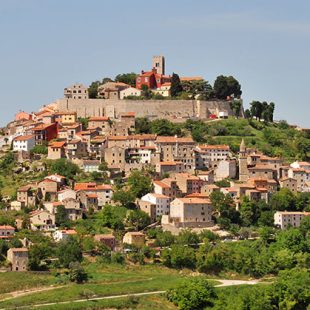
top-left (163, 244), bottom-right (196, 269)
top-left (30, 145), bottom-right (48, 155)
top-left (55, 205), bottom-right (70, 228)
top-left (28, 242), bottom-right (52, 270)
top-left (150, 119), bottom-right (182, 136)
top-left (114, 72), bottom-right (137, 87)
top-left (88, 81), bottom-right (101, 99)
top-left (141, 85), bottom-right (152, 99)
top-left (56, 237), bottom-right (82, 268)
top-left (125, 210), bottom-right (151, 231)
top-left (135, 117), bottom-right (151, 134)
top-left (271, 188), bottom-right (296, 212)
top-left (170, 73), bottom-right (183, 97)
top-left (230, 99), bottom-right (242, 118)
top-left (50, 158), bottom-right (80, 180)
top-left (166, 277), bottom-right (217, 310)
top-left (112, 189), bottom-right (135, 208)
top-left (213, 75), bottom-right (242, 99)
top-left (181, 80), bottom-right (213, 100)
top-left (68, 262), bottom-right (88, 283)
top-left (98, 205), bottom-right (126, 230)
top-left (127, 170), bottom-right (152, 198)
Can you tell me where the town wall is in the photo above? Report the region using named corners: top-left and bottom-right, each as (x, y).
top-left (54, 98), bottom-right (236, 120)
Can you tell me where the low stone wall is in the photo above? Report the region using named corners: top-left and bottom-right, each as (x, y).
top-left (54, 98), bottom-right (236, 120)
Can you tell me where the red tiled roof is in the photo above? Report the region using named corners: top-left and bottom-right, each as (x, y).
top-left (156, 136), bottom-right (194, 143)
top-left (49, 141), bottom-right (66, 148)
top-left (89, 116), bottom-right (110, 121)
top-left (14, 135), bottom-right (34, 142)
top-left (0, 225), bottom-right (15, 230)
top-left (74, 183), bottom-right (112, 191)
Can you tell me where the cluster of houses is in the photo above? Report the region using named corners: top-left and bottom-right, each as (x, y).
top-left (0, 57), bottom-right (309, 271)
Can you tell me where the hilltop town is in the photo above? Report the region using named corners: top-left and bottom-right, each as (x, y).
top-left (0, 56), bottom-right (309, 309)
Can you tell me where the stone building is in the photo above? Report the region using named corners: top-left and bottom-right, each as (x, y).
top-left (64, 83), bottom-right (88, 99)
top-left (7, 248), bottom-right (29, 271)
top-left (239, 139), bottom-right (248, 181)
top-left (164, 197), bottom-right (213, 228)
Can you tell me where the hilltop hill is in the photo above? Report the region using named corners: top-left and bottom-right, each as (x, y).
top-left (136, 117), bottom-right (310, 161)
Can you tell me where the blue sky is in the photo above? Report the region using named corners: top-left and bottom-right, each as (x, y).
top-left (0, 0), bottom-right (309, 127)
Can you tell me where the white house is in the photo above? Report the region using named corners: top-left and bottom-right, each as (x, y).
top-left (120, 87), bottom-right (142, 99)
top-left (153, 83), bottom-right (171, 97)
top-left (274, 211), bottom-right (310, 229)
top-left (13, 135), bottom-right (35, 152)
top-left (53, 229), bottom-right (77, 242)
top-left (140, 193), bottom-right (171, 216)
top-left (57, 188), bottom-right (77, 202)
top-left (82, 160), bottom-right (100, 173)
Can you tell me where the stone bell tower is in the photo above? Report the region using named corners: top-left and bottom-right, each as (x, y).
top-left (152, 55), bottom-right (165, 75)
top-left (238, 139), bottom-right (248, 181)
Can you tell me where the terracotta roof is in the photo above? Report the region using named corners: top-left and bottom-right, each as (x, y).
top-left (153, 180), bottom-right (170, 188)
top-left (33, 123), bottom-right (56, 131)
top-left (14, 135), bottom-right (34, 142)
top-left (158, 161), bottom-right (178, 166)
top-left (175, 197), bottom-right (211, 204)
top-left (125, 231), bottom-right (145, 236)
top-left (10, 248), bottom-right (28, 252)
top-left (180, 77), bottom-right (203, 81)
top-left (94, 234), bottom-right (115, 239)
top-left (74, 182), bottom-right (112, 191)
top-left (146, 193), bottom-right (170, 199)
top-left (276, 211), bottom-right (310, 215)
top-left (49, 141), bottom-right (66, 148)
top-left (0, 225), bottom-right (15, 230)
top-left (55, 111), bottom-right (77, 116)
top-left (121, 112), bottom-right (136, 117)
top-left (89, 116), bottom-right (110, 121)
top-left (185, 193), bottom-right (210, 199)
top-left (198, 144), bottom-right (230, 150)
top-left (60, 229), bottom-right (77, 235)
top-left (156, 136), bottom-right (194, 144)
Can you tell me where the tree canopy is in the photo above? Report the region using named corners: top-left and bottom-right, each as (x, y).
top-left (213, 75), bottom-right (242, 99)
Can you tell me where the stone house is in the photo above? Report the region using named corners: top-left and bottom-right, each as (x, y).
top-left (17, 184), bottom-right (38, 207)
top-left (155, 161), bottom-right (184, 175)
top-left (74, 183), bottom-right (113, 209)
top-left (7, 248), bottom-right (29, 271)
top-left (64, 83), bottom-right (88, 100)
top-left (164, 197), bottom-right (213, 228)
top-left (29, 210), bottom-right (55, 231)
top-left (48, 141), bottom-right (66, 160)
top-left (123, 232), bottom-right (145, 247)
top-left (38, 178), bottom-right (59, 201)
top-left (94, 234), bottom-right (116, 250)
top-left (279, 177), bottom-right (298, 193)
top-left (0, 225), bottom-right (15, 240)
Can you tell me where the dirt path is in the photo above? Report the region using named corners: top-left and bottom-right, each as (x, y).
top-left (0, 279), bottom-right (262, 309)
top-left (0, 285), bottom-right (66, 302)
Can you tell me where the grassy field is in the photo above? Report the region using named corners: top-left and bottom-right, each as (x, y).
top-left (0, 264), bottom-right (219, 308)
top-left (0, 271), bottom-right (54, 295)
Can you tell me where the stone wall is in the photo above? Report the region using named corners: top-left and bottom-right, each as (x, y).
top-left (54, 98), bottom-right (236, 120)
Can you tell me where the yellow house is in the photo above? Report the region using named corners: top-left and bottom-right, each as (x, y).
top-left (56, 112), bottom-right (77, 125)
